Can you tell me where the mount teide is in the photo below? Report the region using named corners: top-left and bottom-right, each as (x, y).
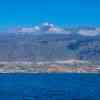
top-left (0, 23), bottom-right (100, 64)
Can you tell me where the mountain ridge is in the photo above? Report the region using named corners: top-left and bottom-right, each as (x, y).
top-left (1, 22), bottom-right (100, 36)
top-left (0, 31), bottom-right (100, 65)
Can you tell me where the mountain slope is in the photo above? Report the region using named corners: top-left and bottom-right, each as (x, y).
top-left (0, 32), bottom-right (100, 64)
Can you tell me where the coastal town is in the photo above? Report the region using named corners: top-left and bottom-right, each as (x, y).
top-left (0, 60), bottom-right (100, 73)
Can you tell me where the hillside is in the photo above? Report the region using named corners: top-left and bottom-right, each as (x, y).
top-left (0, 32), bottom-right (100, 65)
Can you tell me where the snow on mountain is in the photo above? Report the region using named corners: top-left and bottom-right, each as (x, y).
top-left (1, 23), bottom-right (100, 36)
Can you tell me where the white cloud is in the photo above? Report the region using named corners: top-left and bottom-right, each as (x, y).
top-left (18, 27), bottom-right (35, 33)
top-left (34, 26), bottom-right (40, 31)
top-left (78, 29), bottom-right (100, 36)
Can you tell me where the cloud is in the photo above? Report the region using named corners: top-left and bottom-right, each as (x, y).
top-left (78, 28), bottom-right (100, 36)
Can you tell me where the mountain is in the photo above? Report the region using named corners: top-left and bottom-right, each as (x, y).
top-left (0, 23), bottom-right (100, 64)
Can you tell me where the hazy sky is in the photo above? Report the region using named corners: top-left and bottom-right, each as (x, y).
top-left (0, 0), bottom-right (100, 28)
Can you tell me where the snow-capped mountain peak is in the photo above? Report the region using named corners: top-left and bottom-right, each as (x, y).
top-left (1, 23), bottom-right (100, 36)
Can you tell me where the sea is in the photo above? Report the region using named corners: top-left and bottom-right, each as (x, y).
top-left (0, 73), bottom-right (100, 100)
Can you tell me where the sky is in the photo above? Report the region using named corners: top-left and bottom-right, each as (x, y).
top-left (0, 0), bottom-right (100, 28)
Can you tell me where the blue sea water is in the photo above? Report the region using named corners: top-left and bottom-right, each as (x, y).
top-left (0, 73), bottom-right (100, 100)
